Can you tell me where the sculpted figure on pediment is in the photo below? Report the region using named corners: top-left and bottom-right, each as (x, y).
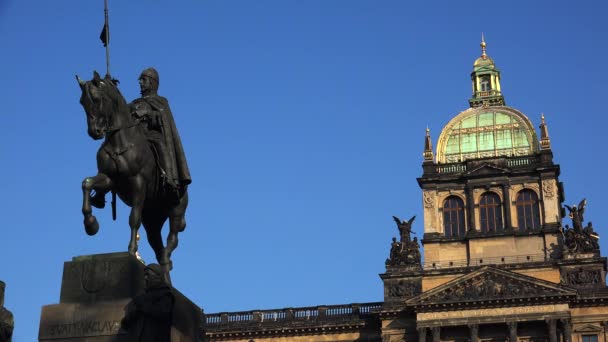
top-left (424, 274), bottom-right (549, 303)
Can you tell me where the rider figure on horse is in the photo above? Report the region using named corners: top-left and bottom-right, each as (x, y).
top-left (130, 68), bottom-right (191, 202)
top-left (90, 68), bottom-right (191, 208)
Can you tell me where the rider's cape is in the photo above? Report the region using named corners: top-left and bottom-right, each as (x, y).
top-left (142, 95), bottom-right (192, 187)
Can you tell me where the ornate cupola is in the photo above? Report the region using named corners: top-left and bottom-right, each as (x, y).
top-left (416, 38), bottom-right (568, 288)
top-left (469, 34), bottom-right (505, 108)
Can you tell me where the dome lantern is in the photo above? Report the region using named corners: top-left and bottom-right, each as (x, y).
top-left (469, 35), bottom-right (505, 108)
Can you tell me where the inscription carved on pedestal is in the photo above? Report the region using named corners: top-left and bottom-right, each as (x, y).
top-left (39, 301), bottom-right (130, 340)
top-left (47, 320), bottom-right (122, 338)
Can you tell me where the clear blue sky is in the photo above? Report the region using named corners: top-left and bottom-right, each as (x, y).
top-left (1, 1), bottom-right (607, 340)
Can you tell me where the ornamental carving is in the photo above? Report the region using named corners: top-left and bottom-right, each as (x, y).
top-left (420, 273), bottom-right (547, 304)
top-left (561, 268), bottom-right (602, 287)
top-left (81, 259), bottom-right (111, 293)
top-left (542, 179), bottom-right (556, 199)
top-left (525, 183), bottom-right (539, 193)
top-left (388, 281), bottom-right (420, 299)
top-left (423, 192), bottom-right (434, 208)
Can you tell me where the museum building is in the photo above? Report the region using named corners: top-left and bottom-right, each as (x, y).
top-left (203, 40), bottom-right (608, 342)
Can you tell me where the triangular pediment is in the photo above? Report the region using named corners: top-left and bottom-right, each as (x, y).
top-left (408, 267), bottom-right (576, 306)
top-left (465, 163), bottom-right (511, 176)
top-left (574, 324), bottom-right (603, 333)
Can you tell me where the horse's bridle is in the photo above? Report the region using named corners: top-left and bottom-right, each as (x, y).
top-left (89, 81), bottom-right (138, 135)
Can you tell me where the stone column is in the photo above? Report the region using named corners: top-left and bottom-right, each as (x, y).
top-left (502, 184), bottom-right (512, 230)
top-left (418, 327), bottom-right (427, 342)
top-left (507, 321), bottom-right (517, 342)
top-left (468, 324), bottom-right (479, 342)
top-left (466, 186), bottom-right (476, 232)
top-left (546, 318), bottom-right (557, 342)
top-left (431, 327), bottom-right (440, 342)
top-left (560, 318), bottom-right (572, 342)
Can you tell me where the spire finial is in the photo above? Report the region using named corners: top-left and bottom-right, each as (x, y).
top-left (480, 33), bottom-right (487, 58)
top-left (539, 113), bottom-right (551, 150)
top-left (423, 127), bottom-right (434, 161)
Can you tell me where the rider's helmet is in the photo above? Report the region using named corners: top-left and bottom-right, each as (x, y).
top-left (139, 68), bottom-right (159, 83)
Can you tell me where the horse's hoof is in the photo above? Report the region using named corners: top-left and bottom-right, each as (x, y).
top-left (84, 216), bottom-right (99, 236)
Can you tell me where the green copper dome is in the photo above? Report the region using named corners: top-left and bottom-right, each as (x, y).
top-left (436, 106), bottom-right (539, 163)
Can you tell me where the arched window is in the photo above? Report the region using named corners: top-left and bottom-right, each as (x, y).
top-left (479, 192), bottom-right (503, 233)
top-left (480, 76), bottom-right (491, 91)
top-left (443, 196), bottom-right (466, 237)
top-left (516, 190), bottom-right (541, 230)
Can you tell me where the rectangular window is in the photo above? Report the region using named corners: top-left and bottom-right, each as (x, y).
top-left (478, 131), bottom-right (495, 151)
top-left (446, 135), bottom-right (460, 155)
top-left (478, 112), bottom-right (494, 126)
top-left (460, 133), bottom-right (477, 153)
top-left (582, 335), bottom-right (598, 342)
top-left (512, 129), bottom-right (528, 147)
top-left (495, 129), bottom-right (512, 149)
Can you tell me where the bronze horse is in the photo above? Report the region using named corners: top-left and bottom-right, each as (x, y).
top-left (77, 71), bottom-right (188, 278)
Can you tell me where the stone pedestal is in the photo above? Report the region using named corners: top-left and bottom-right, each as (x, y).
top-left (39, 252), bottom-right (202, 341)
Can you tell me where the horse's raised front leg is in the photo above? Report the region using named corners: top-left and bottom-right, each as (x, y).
top-left (82, 174), bottom-right (113, 236)
top-left (127, 175), bottom-right (146, 256)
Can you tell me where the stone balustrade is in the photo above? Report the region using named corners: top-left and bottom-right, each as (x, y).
top-left (204, 302), bottom-right (382, 327)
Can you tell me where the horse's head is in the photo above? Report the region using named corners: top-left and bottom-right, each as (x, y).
top-left (77, 71), bottom-right (126, 140)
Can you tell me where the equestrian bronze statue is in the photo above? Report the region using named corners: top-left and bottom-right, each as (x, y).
top-left (76, 69), bottom-right (191, 280)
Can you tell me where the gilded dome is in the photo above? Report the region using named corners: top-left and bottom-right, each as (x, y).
top-left (436, 106), bottom-right (539, 163)
top-left (473, 55), bottom-right (495, 69)
top-left (472, 35), bottom-right (497, 72)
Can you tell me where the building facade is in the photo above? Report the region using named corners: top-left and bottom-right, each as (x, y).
top-left (203, 39), bottom-right (608, 342)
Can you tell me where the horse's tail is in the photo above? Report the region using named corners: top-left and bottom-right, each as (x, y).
top-left (112, 190), bottom-right (117, 220)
